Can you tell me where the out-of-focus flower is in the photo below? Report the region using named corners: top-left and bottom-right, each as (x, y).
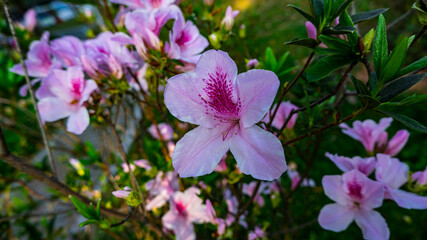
top-left (375, 154), bottom-right (427, 209)
top-left (205, 199), bottom-right (227, 235)
top-left (134, 159), bottom-right (152, 170)
top-left (121, 163), bottom-right (135, 173)
top-left (263, 101), bottom-right (298, 130)
top-left (37, 67), bottom-right (97, 134)
top-left (412, 167), bottom-right (427, 186)
top-left (10, 32), bottom-right (57, 78)
top-left (246, 59), bottom-right (259, 69)
top-left (203, 0), bottom-right (214, 6)
top-left (248, 226), bottom-right (265, 240)
top-left (224, 189), bottom-right (247, 228)
top-left (243, 181), bottom-right (266, 207)
top-left (164, 50), bottom-right (286, 180)
top-left (24, 9), bottom-right (37, 32)
top-left (340, 118), bottom-right (393, 153)
top-left (325, 153), bottom-right (376, 175)
top-left (112, 186), bottom-right (132, 198)
top-left (305, 21), bottom-right (317, 40)
top-left (287, 165), bottom-right (315, 190)
top-left (162, 187), bottom-right (208, 240)
top-left (145, 171), bottom-right (180, 210)
top-left (165, 13), bottom-right (209, 64)
top-left (319, 170), bottom-right (389, 240)
top-left (111, 0), bottom-right (175, 10)
top-left (221, 6), bottom-right (239, 31)
top-left (69, 158), bottom-right (85, 176)
top-left (167, 141), bottom-right (176, 157)
top-left (214, 154), bottom-right (227, 172)
top-left (50, 36), bottom-right (85, 67)
top-left (377, 130), bottom-right (410, 157)
top-left (148, 123), bottom-right (174, 141)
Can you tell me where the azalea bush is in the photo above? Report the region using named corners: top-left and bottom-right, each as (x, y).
top-left (1, 0), bottom-right (427, 239)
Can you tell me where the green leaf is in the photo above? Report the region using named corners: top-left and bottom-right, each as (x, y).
top-left (378, 74), bottom-right (426, 102)
top-left (381, 37), bottom-right (408, 82)
top-left (351, 8), bottom-right (389, 24)
top-left (379, 94), bottom-right (427, 107)
top-left (333, 0), bottom-right (354, 20)
top-left (311, 0), bottom-right (324, 21)
top-left (351, 75), bottom-right (370, 96)
top-left (306, 55), bottom-right (354, 82)
top-left (79, 219), bottom-right (100, 228)
top-left (361, 95), bottom-right (381, 109)
top-left (397, 56), bottom-right (427, 78)
top-left (287, 4), bottom-right (316, 24)
top-left (318, 35), bottom-right (353, 53)
top-left (321, 26), bottom-right (356, 35)
top-left (373, 14), bottom-right (388, 79)
top-left (378, 110), bottom-right (427, 133)
top-left (277, 51), bottom-right (290, 70)
top-left (69, 196), bottom-right (95, 219)
top-left (284, 38), bottom-right (318, 49)
top-left (265, 47), bottom-right (277, 70)
top-left (96, 199), bottom-right (101, 219)
top-left (278, 66), bottom-right (297, 77)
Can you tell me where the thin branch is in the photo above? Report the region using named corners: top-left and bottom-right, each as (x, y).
top-left (409, 25), bottom-right (427, 49)
top-left (2, 0), bottom-right (57, 178)
top-left (386, 9), bottom-right (414, 31)
top-left (0, 208), bottom-right (74, 223)
top-left (233, 180), bottom-right (261, 238)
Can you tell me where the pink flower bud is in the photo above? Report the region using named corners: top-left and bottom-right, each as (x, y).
top-left (221, 6), bottom-right (239, 31)
top-left (24, 9), bottom-right (37, 32)
top-left (112, 186), bottom-right (132, 198)
top-left (108, 55), bottom-right (123, 79)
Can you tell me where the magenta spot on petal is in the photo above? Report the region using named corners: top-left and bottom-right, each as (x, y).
top-left (200, 67), bottom-right (241, 123)
top-left (175, 201), bottom-right (186, 216)
top-left (71, 78), bottom-right (82, 103)
top-left (347, 181), bottom-right (363, 200)
top-left (176, 30), bottom-right (191, 46)
top-left (150, 0), bottom-right (162, 8)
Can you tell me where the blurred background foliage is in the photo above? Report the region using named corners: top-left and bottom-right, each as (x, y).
top-left (0, 0), bottom-right (426, 239)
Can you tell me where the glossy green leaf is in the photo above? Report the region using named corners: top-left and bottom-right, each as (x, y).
top-left (334, 0), bottom-right (354, 20)
top-left (318, 35), bottom-right (353, 53)
top-left (311, 0), bottom-right (324, 21)
top-left (378, 74), bottom-right (426, 102)
top-left (306, 55), bottom-right (354, 82)
top-left (397, 56), bottom-right (427, 78)
top-left (373, 14), bottom-right (388, 79)
top-left (361, 95), bottom-right (381, 109)
top-left (351, 75), bottom-right (370, 96)
top-left (379, 94), bottom-right (427, 107)
top-left (321, 26), bottom-right (356, 35)
top-left (265, 47), bottom-right (277, 70)
top-left (284, 38), bottom-right (319, 49)
top-left (351, 8), bottom-right (389, 24)
top-left (69, 196), bottom-right (95, 219)
top-left (378, 110), bottom-right (427, 133)
top-left (79, 219), bottom-right (100, 228)
top-left (288, 4), bottom-right (316, 24)
top-left (381, 37), bottom-right (408, 82)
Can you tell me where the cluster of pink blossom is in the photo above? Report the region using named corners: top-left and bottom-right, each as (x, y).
top-left (319, 118), bottom-right (427, 239)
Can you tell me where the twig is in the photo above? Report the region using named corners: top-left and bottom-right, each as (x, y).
top-left (409, 25), bottom-right (427, 49)
top-left (101, 0), bottom-right (118, 32)
top-left (269, 219), bottom-right (317, 236)
top-left (386, 9), bottom-right (414, 31)
top-left (233, 180), bottom-right (261, 238)
top-left (2, 0), bottom-right (57, 178)
top-left (111, 206), bottom-right (134, 227)
top-left (0, 208), bottom-right (74, 223)
top-left (268, 51), bottom-right (315, 130)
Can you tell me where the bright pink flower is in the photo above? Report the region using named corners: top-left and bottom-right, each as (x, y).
top-left (375, 154), bottom-right (427, 209)
top-left (10, 32), bottom-right (57, 78)
top-left (125, 5), bottom-right (181, 53)
top-left (24, 9), bottom-right (37, 32)
top-left (112, 186), bottom-right (132, 198)
top-left (319, 170), bottom-right (389, 240)
top-left (221, 6), bottom-right (239, 31)
top-left (134, 159), bottom-right (152, 170)
top-left (248, 226), bottom-right (265, 240)
top-left (412, 167), bottom-right (427, 186)
top-left (246, 59), bottom-right (259, 69)
top-left (383, 130), bottom-right (410, 156)
top-left (165, 13), bottom-right (209, 64)
top-left (37, 67), bottom-right (97, 135)
top-left (111, 0), bottom-right (175, 10)
top-left (164, 50), bottom-right (287, 180)
top-left (305, 21), bottom-right (317, 40)
top-left (145, 171), bottom-right (180, 210)
top-left (162, 187), bottom-right (208, 240)
top-left (263, 101), bottom-right (298, 130)
top-left (148, 123), bottom-right (174, 140)
top-left (243, 181), bottom-right (266, 207)
top-left (325, 153), bottom-right (376, 175)
top-left (50, 36), bottom-right (85, 67)
top-left (340, 118), bottom-right (393, 153)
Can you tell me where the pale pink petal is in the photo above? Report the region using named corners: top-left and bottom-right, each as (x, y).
top-left (229, 124), bottom-right (286, 180)
top-left (341, 170), bottom-right (384, 209)
top-left (322, 175), bottom-right (351, 205)
top-left (172, 125), bottom-right (230, 177)
top-left (237, 69), bottom-right (280, 127)
top-left (386, 188), bottom-right (427, 209)
top-left (146, 192), bottom-right (169, 210)
top-left (67, 107), bottom-right (90, 135)
top-left (375, 154), bottom-right (408, 189)
top-left (80, 80), bottom-right (98, 102)
top-left (384, 130), bottom-right (409, 156)
top-left (318, 203), bottom-right (354, 232)
top-left (354, 210), bottom-right (390, 240)
top-left (38, 97), bottom-right (73, 122)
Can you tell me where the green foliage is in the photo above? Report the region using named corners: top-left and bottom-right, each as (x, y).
top-left (306, 55), bottom-right (354, 81)
top-left (350, 8), bottom-right (389, 24)
top-left (69, 196), bottom-right (110, 229)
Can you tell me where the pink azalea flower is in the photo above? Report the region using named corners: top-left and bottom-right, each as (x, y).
top-left (287, 168), bottom-right (315, 190)
top-left (243, 181), bottom-right (266, 207)
top-left (145, 171), bottom-right (180, 210)
top-left (148, 123), bottom-right (174, 141)
top-left (50, 36), bottom-right (85, 67)
top-left (162, 187), bottom-right (208, 240)
top-left (164, 50), bottom-right (287, 181)
top-left (167, 141), bottom-right (176, 157)
top-left (84, 31), bottom-right (137, 80)
top-left (378, 130), bottom-right (410, 157)
top-left (325, 153), bottom-right (376, 175)
top-left (263, 101), bottom-right (298, 130)
top-left (248, 226), bottom-right (265, 240)
top-left (37, 67), bottom-right (97, 135)
top-left (339, 118), bottom-right (393, 153)
top-left (412, 167), bottom-right (427, 186)
top-left (318, 169), bottom-right (389, 240)
top-left (221, 6), bottom-right (239, 31)
top-left (375, 154), bottom-right (427, 209)
top-left (224, 189), bottom-right (247, 228)
top-left (112, 186), bottom-right (132, 198)
top-left (111, 0), bottom-right (175, 10)
top-left (205, 199), bottom-right (227, 235)
top-left (125, 5), bottom-right (181, 54)
top-left (246, 59), bottom-right (259, 69)
top-left (133, 159), bottom-right (152, 170)
top-left (165, 13), bottom-right (209, 64)
top-left (214, 154), bottom-right (228, 172)
top-left (24, 9), bottom-right (37, 32)
top-left (10, 32), bottom-right (56, 78)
